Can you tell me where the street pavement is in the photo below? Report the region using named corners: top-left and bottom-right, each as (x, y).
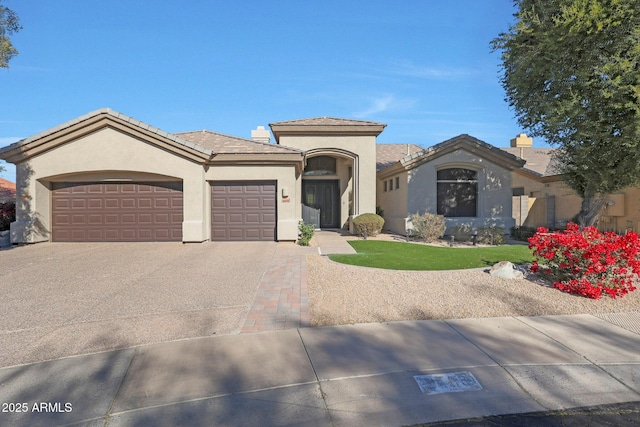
top-left (1, 313), bottom-right (640, 426)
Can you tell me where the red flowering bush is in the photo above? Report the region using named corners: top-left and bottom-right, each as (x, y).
top-left (528, 222), bottom-right (640, 299)
top-left (0, 201), bottom-right (15, 232)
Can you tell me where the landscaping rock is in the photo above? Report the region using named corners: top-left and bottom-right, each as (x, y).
top-left (489, 261), bottom-right (524, 280)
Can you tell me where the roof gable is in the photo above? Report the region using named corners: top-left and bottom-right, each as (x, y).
top-left (269, 116), bottom-right (386, 143)
top-left (270, 116), bottom-right (385, 126)
top-left (378, 134), bottom-right (526, 177)
top-left (0, 108), bottom-right (213, 164)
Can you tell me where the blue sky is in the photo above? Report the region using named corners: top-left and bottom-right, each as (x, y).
top-left (0, 0), bottom-right (539, 182)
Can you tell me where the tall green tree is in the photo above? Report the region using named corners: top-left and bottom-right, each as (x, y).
top-left (492, 0), bottom-right (640, 227)
top-left (0, 1), bottom-right (21, 68)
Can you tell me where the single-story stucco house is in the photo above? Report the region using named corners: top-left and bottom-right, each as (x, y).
top-left (0, 108), bottom-right (382, 243)
top-left (1, 108), bottom-right (637, 244)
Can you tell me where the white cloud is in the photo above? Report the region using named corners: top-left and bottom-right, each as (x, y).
top-left (383, 59), bottom-right (476, 80)
top-left (353, 95), bottom-right (416, 119)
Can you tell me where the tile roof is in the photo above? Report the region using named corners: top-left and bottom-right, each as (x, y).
top-left (175, 130), bottom-right (303, 155)
top-left (400, 134), bottom-right (525, 169)
top-left (501, 147), bottom-right (560, 176)
top-left (270, 116), bottom-right (385, 127)
top-left (376, 143), bottom-right (423, 171)
top-left (0, 108), bottom-right (213, 158)
top-left (0, 177), bottom-right (16, 202)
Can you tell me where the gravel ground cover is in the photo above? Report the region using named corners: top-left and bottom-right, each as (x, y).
top-left (307, 254), bottom-right (640, 327)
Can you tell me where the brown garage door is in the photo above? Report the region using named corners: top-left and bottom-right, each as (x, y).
top-left (52, 182), bottom-right (183, 242)
top-left (211, 181), bottom-right (276, 241)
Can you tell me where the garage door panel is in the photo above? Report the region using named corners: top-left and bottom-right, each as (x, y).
top-left (72, 199), bottom-right (87, 209)
top-left (154, 198), bottom-right (171, 209)
top-left (244, 213), bottom-right (260, 223)
top-left (211, 181), bottom-right (276, 241)
top-left (53, 198), bottom-right (71, 210)
top-left (138, 197), bottom-right (153, 209)
top-left (87, 199), bottom-right (103, 209)
top-left (263, 213), bottom-right (276, 223)
top-left (88, 214), bottom-right (103, 225)
top-left (228, 198), bottom-right (244, 209)
top-left (52, 182), bottom-right (183, 242)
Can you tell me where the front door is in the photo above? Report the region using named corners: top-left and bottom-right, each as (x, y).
top-left (302, 180), bottom-right (339, 228)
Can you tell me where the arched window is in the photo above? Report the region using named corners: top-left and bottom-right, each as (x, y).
top-left (304, 156), bottom-right (336, 176)
top-left (436, 168), bottom-right (477, 217)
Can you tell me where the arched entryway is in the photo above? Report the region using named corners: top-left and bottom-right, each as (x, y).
top-left (302, 149), bottom-right (358, 229)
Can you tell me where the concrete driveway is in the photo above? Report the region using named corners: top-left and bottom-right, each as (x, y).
top-left (0, 242), bottom-right (277, 368)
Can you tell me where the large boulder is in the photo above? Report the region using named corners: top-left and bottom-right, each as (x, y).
top-left (489, 261), bottom-right (524, 280)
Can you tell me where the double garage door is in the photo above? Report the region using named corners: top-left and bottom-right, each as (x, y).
top-left (51, 182), bottom-right (183, 242)
top-left (51, 181), bottom-right (276, 242)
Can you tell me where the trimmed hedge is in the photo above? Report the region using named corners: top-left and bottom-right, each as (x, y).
top-left (352, 213), bottom-right (384, 238)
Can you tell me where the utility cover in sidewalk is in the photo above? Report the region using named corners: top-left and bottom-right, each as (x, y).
top-left (414, 371), bottom-right (482, 395)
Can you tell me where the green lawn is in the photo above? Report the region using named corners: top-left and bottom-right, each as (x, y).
top-left (328, 240), bottom-right (534, 270)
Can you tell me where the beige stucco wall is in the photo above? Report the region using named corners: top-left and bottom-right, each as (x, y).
top-left (12, 127), bottom-right (208, 243)
top-left (205, 164), bottom-right (300, 240)
top-left (512, 171), bottom-right (640, 232)
top-left (278, 135), bottom-right (377, 220)
top-left (377, 171), bottom-right (409, 234)
top-left (406, 149), bottom-right (515, 233)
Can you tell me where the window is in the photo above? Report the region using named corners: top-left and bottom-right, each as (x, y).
top-left (395, 176), bottom-right (400, 189)
top-left (304, 156), bottom-right (336, 176)
top-left (384, 180), bottom-right (388, 192)
top-left (388, 179), bottom-right (393, 191)
top-left (437, 168), bottom-right (477, 217)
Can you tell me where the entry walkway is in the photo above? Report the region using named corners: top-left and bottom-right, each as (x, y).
top-left (240, 243), bottom-right (315, 333)
top-left (314, 229), bottom-right (357, 255)
top-left (2, 313), bottom-right (640, 426)
top-left (240, 229), bottom-right (355, 333)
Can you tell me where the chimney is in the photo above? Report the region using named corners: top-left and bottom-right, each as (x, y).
top-left (510, 133), bottom-right (533, 158)
top-left (510, 133), bottom-right (533, 148)
top-left (251, 126), bottom-right (271, 144)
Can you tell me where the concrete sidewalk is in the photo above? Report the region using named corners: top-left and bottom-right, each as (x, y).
top-left (2, 313), bottom-right (640, 426)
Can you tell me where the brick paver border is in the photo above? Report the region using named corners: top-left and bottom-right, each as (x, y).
top-left (241, 244), bottom-right (313, 333)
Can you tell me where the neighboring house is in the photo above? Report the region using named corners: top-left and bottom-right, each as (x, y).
top-left (0, 108), bottom-right (384, 243)
top-left (506, 134), bottom-right (640, 234)
top-left (0, 177), bottom-right (16, 203)
top-left (376, 134), bottom-right (526, 235)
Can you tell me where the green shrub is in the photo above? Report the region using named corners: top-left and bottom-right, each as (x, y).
top-left (298, 221), bottom-right (315, 246)
top-left (0, 201), bottom-right (15, 232)
top-left (510, 225), bottom-right (537, 242)
top-left (477, 227), bottom-right (505, 245)
top-left (352, 213), bottom-right (384, 238)
top-left (410, 212), bottom-right (446, 243)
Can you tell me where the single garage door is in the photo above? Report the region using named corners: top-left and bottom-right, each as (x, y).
top-left (211, 181), bottom-right (276, 241)
top-left (51, 182), bottom-right (183, 242)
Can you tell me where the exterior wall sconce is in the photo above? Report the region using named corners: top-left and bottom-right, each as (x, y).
top-left (282, 187), bottom-right (289, 198)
